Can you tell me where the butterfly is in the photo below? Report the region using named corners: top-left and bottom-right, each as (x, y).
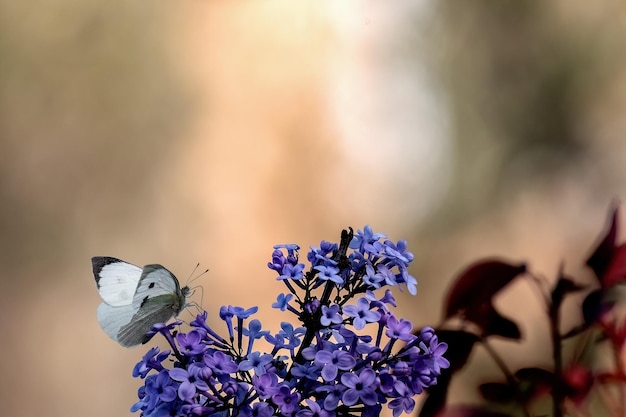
top-left (91, 256), bottom-right (190, 347)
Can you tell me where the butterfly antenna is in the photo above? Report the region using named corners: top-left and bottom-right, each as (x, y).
top-left (186, 265), bottom-right (210, 287)
top-left (185, 263), bottom-right (201, 285)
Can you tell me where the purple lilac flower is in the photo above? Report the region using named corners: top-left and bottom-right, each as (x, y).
top-left (133, 347), bottom-right (169, 378)
top-left (252, 373), bottom-right (279, 399)
top-left (350, 226), bottom-right (387, 253)
top-left (388, 382), bottom-right (415, 417)
top-left (375, 264), bottom-right (398, 287)
top-left (279, 263), bottom-right (305, 281)
top-left (242, 319), bottom-right (270, 356)
top-left (146, 370), bottom-right (177, 404)
top-left (314, 265), bottom-right (343, 285)
top-left (341, 368), bottom-right (378, 406)
top-left (401, 270), bottom-right (417, 295)
top-left (342, 298), bottom-right (381, 330)
top-left (316, 383), bottom-right (346, 411)
top-left (291, 362), bottom-right (322, 381)
top-left (220, 305), bottom-right (236, 339)
top-left (304, 298), bottom-right (320, 315)
top-left (268, 249), bottom-right (287, 273)
top-left (274, 243), bottom-right (301, 253)
top-left (314, 349), bottom-right (356, 381)
top-left (308, 241), bottom-right (337, 266)
top-left (276, 322), bottom-right (305, 355)
top-left (272, 385), bottom-right (301, 414)
top-left (378, 372), bottom-right (396, 394)
top-left (385, 315), bottom-right (414, 342)
top-left (169, 367), bottom-right (209, 401)
top-left (364, 264), bottom-right (384, 289)
top-left (204, 351), bottom-right (238, 375)
top-left (272, 293), bottom-right (294, 311)
top-left (320, 304), bottom-right (343, 326)
top-left (131, 227), bottom-right (446, 417)
top-left (233, 306), bottom-right (258, 320)
top-left (417, 333), bottom-right (450, 374)
top-left (176, 330), bottom-right (205, 356)
top-left (239, 351), bottom-right (273, 375)
top-left (190, 311), bottom-right (227, 346)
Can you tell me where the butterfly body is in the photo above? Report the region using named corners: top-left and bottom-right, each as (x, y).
top-left (91, 257), bottom-right (189, 347)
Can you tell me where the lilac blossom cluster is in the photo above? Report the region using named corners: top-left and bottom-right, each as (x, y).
top-left (131, 227), bottom-right (449, 417)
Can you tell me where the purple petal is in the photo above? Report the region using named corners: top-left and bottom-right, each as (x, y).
top-left (360, 369), bottom-right (376, 386)
top-left (360, 390), bottom-right (378, 406)
top-left (342, 389), bottom-right (359, 406)
top-left (340, 372), bottom-right (358, 388)
top-left (169, 368), bottom-right (188, 382)
top-left (178, 381), bottom-right (196, 401)
top-left (315, 350), bottom-right (332, 364)
top-left (336, 354), bottom-right (356, 369)
top-left (161, 386), bottom-right (177, 402)
top-left (321, 364), bottom-right (338, 381)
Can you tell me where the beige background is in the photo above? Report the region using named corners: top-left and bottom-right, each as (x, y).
top-left (1, 1), bottom-right (626, 416)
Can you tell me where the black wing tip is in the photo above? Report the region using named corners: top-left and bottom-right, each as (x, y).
top-left (91, 256), bottom-right (125, 283)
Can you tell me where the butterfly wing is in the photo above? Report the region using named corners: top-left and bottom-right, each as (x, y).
top-left (117, 293), bottom-right (184, 347)
top-left (96, 303), bottom-right (140, 345)
top-left (131, 264), bottom-right (181, 310)
top-left (92, 257), bottom-right (142, 307)
top-left (92, 259), bottom-right (187, 347)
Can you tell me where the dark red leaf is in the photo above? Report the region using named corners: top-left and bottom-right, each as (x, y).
top-left (581, 289), bottom-right (610, 325)
top-left (586, 203), bottom-right (619, 282)
top-left (479, 382), bottom-right (516, 403)
top-left (444, 259), bottom-right (526, 319)
top-left (601, 244), bottom-right (626, 287)
top-left (462, 304), bottom-right (521, 340)
top-left (483, 310), bottom-right (522, 340)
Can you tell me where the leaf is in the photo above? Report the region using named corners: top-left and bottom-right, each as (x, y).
top-left (482, 309), bottom-right (522, 340)
top-left (586, 203), bottom-right (619, 282)
top-left (444, 259), bottom-right (527, 319)
top-left (478, 368), bottom-right (555, 407)
top-left (601, 244), bottom-right (626, 287)
top-left (581, 289), bottom-right (608, 325)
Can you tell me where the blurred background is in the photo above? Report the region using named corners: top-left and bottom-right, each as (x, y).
top-left (1, 1), bottom-right (626, 416)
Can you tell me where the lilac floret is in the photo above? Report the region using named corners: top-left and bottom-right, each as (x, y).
top-left (341, 368), bottom-right (378, 406)
top-left (343, 298), bottom-right (381, 330)
top-left (314, 265), bottom-right (343, 285)
top-left (320, 304), bottom-right (343, 327)
top-left (314, 350), bottom-right (356, 382)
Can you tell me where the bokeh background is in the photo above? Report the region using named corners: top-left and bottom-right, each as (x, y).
top-left (1, 1), bottom-right (626, 416)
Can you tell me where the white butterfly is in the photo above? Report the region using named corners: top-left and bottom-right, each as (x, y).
top-left (91, 256), bottom-right (190, 347)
